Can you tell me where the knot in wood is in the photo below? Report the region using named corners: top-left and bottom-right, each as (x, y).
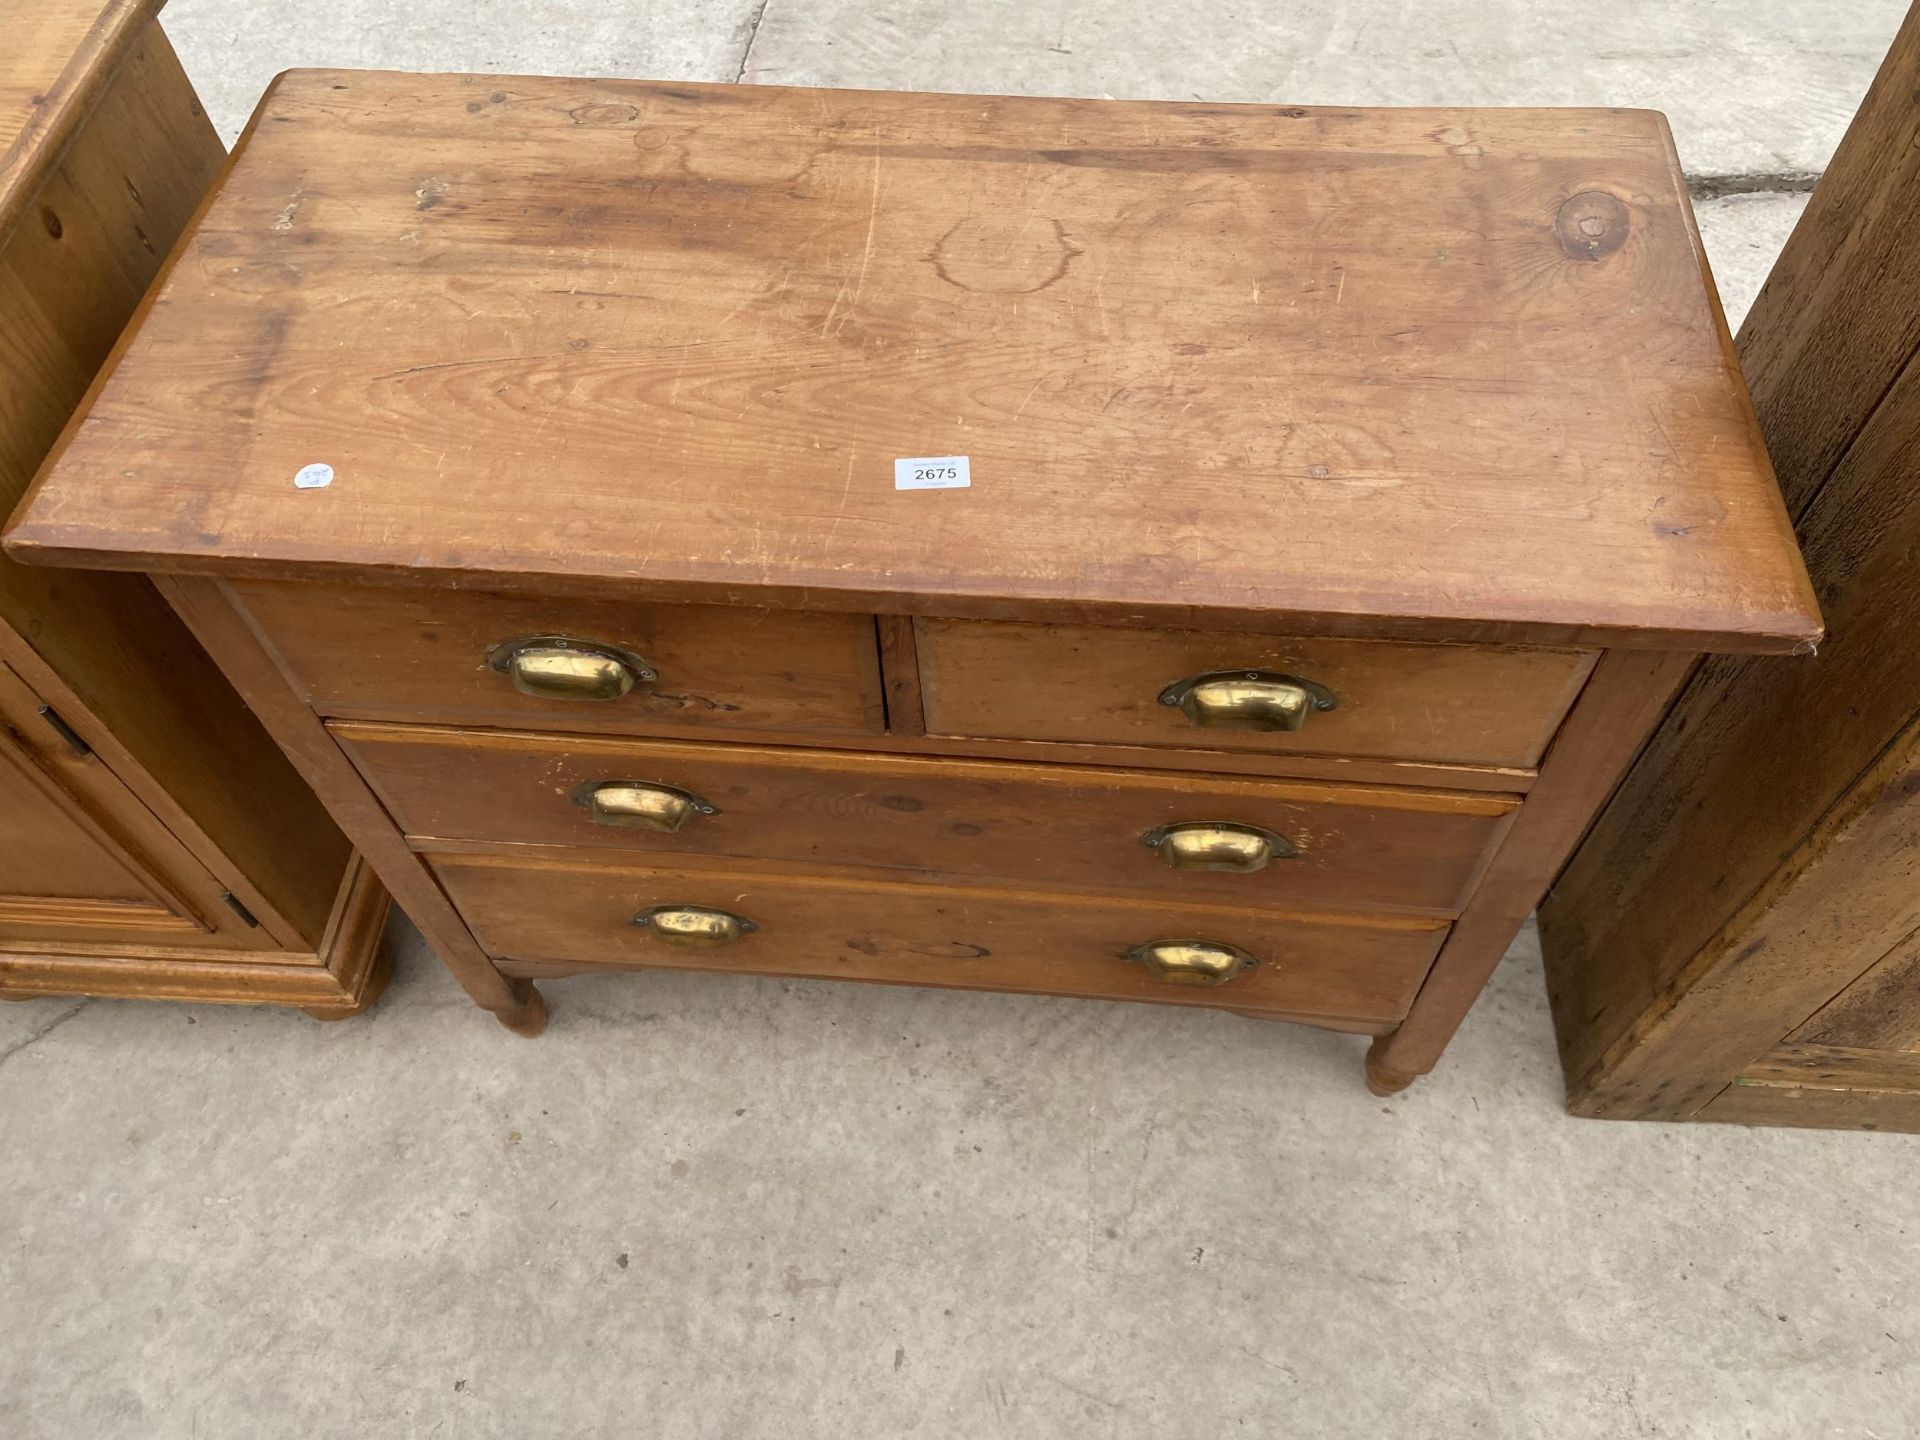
top-left (1555, 191), bottom-right (1631, 261)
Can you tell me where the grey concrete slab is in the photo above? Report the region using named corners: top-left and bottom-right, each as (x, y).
top-left (3, 921), bottom-right (1917, 1439)
top-left (165, 0), bottom-right (765, 141)
top-left (1694, 190), bottom-right (1811, 330)
top-left (165, 0), bottom-right (1901, 178)
top-left (744, 0), bottom-right (1903, 179)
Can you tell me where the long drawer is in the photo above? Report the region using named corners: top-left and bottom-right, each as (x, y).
top-left (428, 848), bottom-right (1450, 1026)
top-left (915, 618), bottom-right (1596, 770)
top-left (227, 580), bottom-right (887, 737)
top-left (338, 722), bottom-right (1518, 917)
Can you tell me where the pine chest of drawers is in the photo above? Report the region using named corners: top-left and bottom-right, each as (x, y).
top-left (5, 71), bottom-right (1821, 1091)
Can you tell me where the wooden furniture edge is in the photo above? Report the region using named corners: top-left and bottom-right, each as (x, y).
top-left (413, 841), bottom-right (1457, 931)
top-left (403, 833), bottom-right (1496, 925)
top-left (492, 955), bottom-right (1397, 1036)
top-left (1694, 1084), bottom-right (1920, 1133)
top-left (152, 574), bottom-right (546, 1035)
top-left (1694, 1042), bottom-right (1920, 1133)
top-left (0, 543), bottom-right (1826, 657)
top-left (1364, 647), bottom-right (1699, 1094)
top-left (1555, 716), bottom-right (1920, 1120)
top-left (0, 0), bottom-right (169, 249)
top-left (1651, 107), bottom-right (1802, 575)
top-left (1737, 9), bottom-right (1920, 519)
top-left (1739, 1041), bottom-right (1920, 1093)
top-left (326, 710), bottom-right (1537, 793)
top-left (0, 852), bottom-right (392, 1014)
top-left (301, 852), bottom-right (393, 1016)
top-left (329, 717), bottom-right (1524, 816)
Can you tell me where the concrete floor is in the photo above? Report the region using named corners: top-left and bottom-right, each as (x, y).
top-left (5, 2), bottom-right (1916, 1435)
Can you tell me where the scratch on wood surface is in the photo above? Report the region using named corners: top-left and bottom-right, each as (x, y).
top-left (828, 144), bottom-right (884, 339)
top-left (531, 373), bottom-right (588, 444)
top-left (824, 447), bottom-right (858, 550)
top-left (371, 354), bottom-right (526, 382)
top-left (818, 283), bottom-right (850, 338)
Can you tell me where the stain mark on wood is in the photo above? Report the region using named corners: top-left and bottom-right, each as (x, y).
top-left (930, 216), bottom-right (1083, 294)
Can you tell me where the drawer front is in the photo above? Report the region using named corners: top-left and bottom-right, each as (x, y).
top-left (916, 619), bottom-right (1596, 770)
top-left (342, 722), bottom-right (1516, 917)
top-left (430, 850), bottom-right (1449, 1025)
top-left (228, 581), bottom-right (886, 737)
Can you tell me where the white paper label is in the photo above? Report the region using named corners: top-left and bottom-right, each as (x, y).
top-left (894, 455), bottom-right (970, 491)
top-left (293, 462), bottom-right (334, 490)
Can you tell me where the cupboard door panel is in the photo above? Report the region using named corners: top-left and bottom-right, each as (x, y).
top-left (0, 662), bottom-right (259, 948)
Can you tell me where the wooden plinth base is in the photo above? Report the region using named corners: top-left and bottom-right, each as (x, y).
top-left (0, 857), bottom-right (392, 1015)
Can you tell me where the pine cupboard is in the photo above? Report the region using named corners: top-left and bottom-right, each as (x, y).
top-left (1541, 4), bottom-right (1920, 1131)
top-left (0, 3), bottom-right (388, 1014)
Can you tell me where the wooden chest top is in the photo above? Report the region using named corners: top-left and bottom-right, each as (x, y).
top-left (7, 70), bottom-right (1819, 652)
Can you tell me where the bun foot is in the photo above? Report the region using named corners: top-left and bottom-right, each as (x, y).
top-left (494, 978), bottom-right (547, 1037)
top-left (1364, 1040), bottom-right (1419, 1097)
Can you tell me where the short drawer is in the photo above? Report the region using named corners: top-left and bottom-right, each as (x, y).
top-left (916, 619), bottom-right (1596, 770)
top-left (341, 722), bottom-right (1516, 917)
top-left (429, 849), bottom-right (1450, 1026)
top-left (228, 580), bottom-right (885, 737)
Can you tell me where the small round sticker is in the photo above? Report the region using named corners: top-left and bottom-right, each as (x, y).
top-left (293, 462), bottom-right (334, 490)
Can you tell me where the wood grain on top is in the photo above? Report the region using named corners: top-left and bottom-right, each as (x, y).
top-left (6, 71), bottom-right (1820, 651)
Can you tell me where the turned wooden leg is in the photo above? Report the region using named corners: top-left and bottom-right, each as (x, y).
top-left (494, 978), bottom-right (547, 1037)
top-left (157, 577), bottom-right (549, 1040)
top-left (1364, 653), bottom-right (1699, 1096)
top-left (1233, 1012), bottom-right (1419, 1093)
top-left (1364, 1038), bottom-right (1420, 1096)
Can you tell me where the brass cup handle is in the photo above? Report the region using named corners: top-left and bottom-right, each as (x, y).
top-left (1157, 671), bottom-right (1337, 732)
top-left (574, 781), bottom-right (715, 832)
top-left (488, 635), bottom-right (657, 702)
top-left (1140, 821), bottom-right (1295, 873)
top-left (1125, 939), bottom-right (1260, 987)
top-left (633, 905), bottom-right (757, 946)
